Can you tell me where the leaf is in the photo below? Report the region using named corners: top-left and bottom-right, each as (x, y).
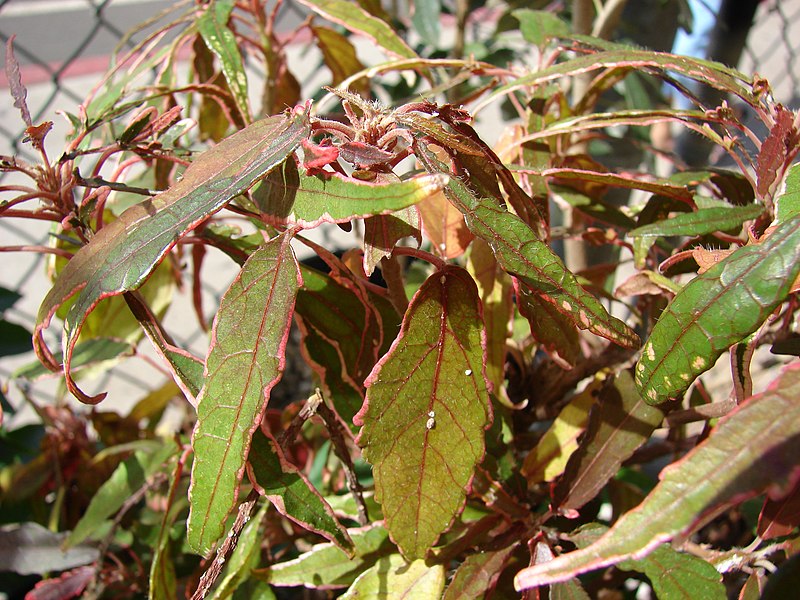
top-left (354, 265), bottom-right (492, 558)
top-left (514, 362), bottom-right (800, 590)
top-left (363, 208), bottom-right (421, 275)
top-left (516, 282), bottom-right (581, 368)
top-left (629, 204), bottom-right (764, 238)
top-left (34, 108), bottom-right (310, 403)
top-left (197, 0), bottom-right (250, 122)
top-left (66, 444), bottom-right (176, 547)
top-left (0, 319), bottom-right (31, 357)
top-left (513, 9), bottom-right (570, 45)
top-left (149, 452), bottom-right (187, 600)
top-left (775, 162), bottom-right (800, 225)
top-left (758, 476), bottom-right (800, 540)
top-left (4, 35), bottom-right (32, 126)
top-left (0, 522), bottom-right (99, 575)
top-left (412, 0), bottom-right (441, 47)
top-left (25, 566), bottom-right (94, 600)
top-left (571, 524), bottom-right (725, 600)
top-left (254, 165), bottom-right (446, 228)
top-left (476, 45), bottom-right (754, 114)
top-left (418, 147), bottom-right (639, 350)
top-left (636, 217), bottom-right (800, 404)
top-left (756, 105), bottom-right (795, 198)
top-left (297, 0), bottom-right (417, 59)
top-left (553, 370), bottom-right (666, 512)
top-left (442, 544), bottom-right (518, 600)
top-left (188, 233), bottom-right (302, 556)
top-left (419, 189), bottom-right (474, 259)
top-left (253, 524), bottom-right (393, 589)
top-left (311, 25), bottom-right (369, 96)
top-left (341, 554), bottom-right (446, 599)
top-left (521, 380), bottom-right (597, 485)
top-left (247, 427), bottom-right (354, 553)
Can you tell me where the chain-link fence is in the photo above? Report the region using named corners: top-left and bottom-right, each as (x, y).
top-left (1, 0), bottom-right (798, 411)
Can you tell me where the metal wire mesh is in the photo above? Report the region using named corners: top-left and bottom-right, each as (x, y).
top-left (0, 0), bottom-right (798, 409)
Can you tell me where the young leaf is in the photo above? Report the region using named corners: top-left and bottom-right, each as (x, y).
top-left (254, 166), bottom-right (446, 228)
top-left (247, 427), bottom-right (354, 553)
top-left (5, 35), bottom-right (32, 127)
top-left (636, 217), bottom-right (800, 405)
top-left (355, 266), bottom-right (492, 558)
top-left (34, 108), bottom-right (310, 403)
top-left (297, 0), bottom-right (417, 60)
top-left (253, 524), bottom-right (393, 589)
top-left (552, 370), bottom-right (666, 512)
top-left (418, 149), bottom-right (639, 350)
top-left (514, 362), bottom-right (800, 590)
top-left (197, 0), bottom-right (250, 122)
top-left (420, 189), bottom-right (474, 259)
top-left (188, 233), bottom-right (302, 556)
top-left (341, 554), bottom-right (445, 599)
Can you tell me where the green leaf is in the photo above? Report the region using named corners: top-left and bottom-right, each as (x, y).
top-left (254, 164), bottom-right (446, 227)
top-left (341, 554), bottom-right (445, 599)
top-left (254, 524), bottom-right (393, 589)
top-left (517, 283), bottom-right (581, 368)
top-left (297, 0), bottom-right (417, 59)
top-left (149, 452), bottom-right (188, 600)
top-left (0, 319), bottom-right (32, 357)
top-left (570, 523), bottom-right (725, 600)
top-left (355, 265), bottom-right (491, 558)
top-left (188, 233), bottom-right (302, 556)
top-left (418, 148), bottom-right (639, 350)
top-left (553, 370), bottom-right (666, 512)
top-left (34, 108), bottom-right (310, 403)
top-left (412, 0), bottom-right (441, 47)
top-left (775, 162), bottom-right (800, 225)
top-left (442, 544), bottom-right (517, 600)
top-left (197, 0), bottom-right (250, 122)
top-left (247, 427), bottom-right (354, 553)
top-left (629, 204), bottom-right (764, 238)
top-left (66, 444), bottom-right (176, 547)
top-left (514, 362), bottom-right (800, 590)
top-left (513, 9), bottom-right (570, 45)
top-left (636, 217), bottom-right (800, 404)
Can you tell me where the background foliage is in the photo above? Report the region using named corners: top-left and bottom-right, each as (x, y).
top-left (2, 0), bottom-right (800, 598)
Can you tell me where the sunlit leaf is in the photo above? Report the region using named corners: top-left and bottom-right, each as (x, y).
top-left (247, 427), bottom-right (354, 553)
top-left (629, 204), bottom-right (764, 238)
top-left (363, 208), bottom-right (421, 275)
top-left (188, 233), bottom-right (301, 556)
top-left (553, 370), bottom-right (666, 512)
top-left (341, 554), bottom-right (445, 599)
top-left (420, 190), bottom-right (474, 259)
top-left (775, 162), bottom-right (800, 225)
top-left (570, 523), bottom-right (725, 599)
top-left (254, 165), bottom-right (446, 228)
top-left (419, 147), bottom-right (639, 350)
top-left (355, 266), bottom-right (491, 558)
top-left (514, 362), bottom-right (800, 590)
top-left (208, 502), bottom-right (268, 600)
top-left (35, 108), bottom-right (310, 403)
top-left (197, 0), bottom-right (250, 122)
top-left (253, 524), bottom-right (393, 589)
top-left (297, 0), bottom-right (417, 59)
top-left (636, 217), bottom-right (800, 404)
